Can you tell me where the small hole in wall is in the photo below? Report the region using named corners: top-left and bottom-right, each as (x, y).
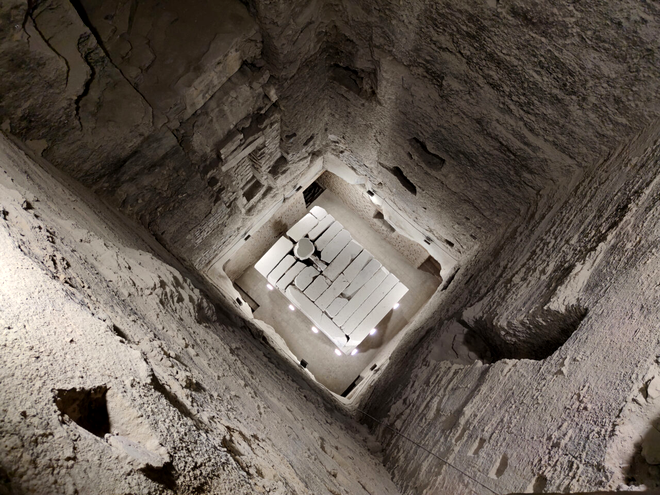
top-left (54, 386), bottom-right (110, 438)
top-left (443, 238), bottom-right (455, 248)
top-left (236, 297), bottom-right (243, 306)
top-left (303, 134), bottom-right (315, 146)
top-left (285, 133), bottom-right (297, 140)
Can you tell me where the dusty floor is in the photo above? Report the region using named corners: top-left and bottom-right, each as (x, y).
top-left (236, 189), bottom-right (440, 395)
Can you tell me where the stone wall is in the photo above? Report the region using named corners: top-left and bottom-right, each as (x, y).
top-left (0, 134), bottom-right (400, 494)
top-left (360, 121), bottom-right (660, 493)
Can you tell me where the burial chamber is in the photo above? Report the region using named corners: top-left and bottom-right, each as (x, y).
top-left (2, 0), bottom-right (660, 493)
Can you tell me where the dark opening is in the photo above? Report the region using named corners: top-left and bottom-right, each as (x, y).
top-left (243, 178), bottom-right (264, 203)
top-left (341, 375), bottom-right (363, 397)
top-left (303, 181), bottom-right (325, 207)
top-left (409, 137), bottom-right (446, 171)
top-left (54, 386), bottom-right (110, 437)
top-left (300, 359), bottom-right (308, 369)
top-left (463, 304), bottom-right (588, 361)
top-left (381, 163), bottom-right (417, 195)
top-left (419, 256), bottom-right (442, 280)
top-left (235, 297), bottom-right (243, 306)
top-left (244, 234), bottom-right (251, 241)
top-left (270, 156), bottom-right (289, 178)
top-left (234, 283), bottom-right (259, 312)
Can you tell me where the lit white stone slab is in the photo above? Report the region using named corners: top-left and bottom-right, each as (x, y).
top-left (267, 255), bottom-right (296, 285)
top-left (295, 266), bottom-right (319, 291)
top-left (255, 237), bottom-right (293, 278)
top-left (326, 297), bottom-right (348, 318)
top-left (286, 287), bottom-right (346, 346)
top-left (324, 241), bottom-right (362, 281)
top-left (350, 282), bottom-right (409, 343)
top-left (334, 268), bottom-right (389, 327)
top-left (310, 205), bottom-right (327, 220)
top-left (308, 214), bottom-right (334, 240)
top-left (286, 286), bottom-right (323, 323)
top-left (343, 258), bottom-right (382, 297)
top-left (321, 314), bottom-right (348, 348)
top-left (276, 262), bottom-right (305, 290)
top-left (316, 274), bottom-right (349, 311)
top-left (287, 214), bottom-right (318, 242)
top-left (343, 273), bottom-right (399, 334)
top-left (320, 229), bottom-right (351, 263)
top-left (304, 275), bottom-right (330, 301)
top-left (294, 238), bottom-right (314, 259)
top-left (315, 221), bottom-right (343, 251)
top-left (343, 250), bottom-right (373, 284)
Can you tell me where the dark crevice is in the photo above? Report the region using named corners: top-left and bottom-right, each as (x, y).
top-left (73, 33), bottom-right (96, 130)
top-left (150, 374), bottom-right (207, 431)
top-left (380, 162), bottom-right (417, 195)
top-left (409, 137), bottom-right (446, 172)
top-left (463, 304), bottom-right (588, 361)
top-left (139, 462), bottom-right (177, 490)
top-left (54, 386), bottom-right (110, 437)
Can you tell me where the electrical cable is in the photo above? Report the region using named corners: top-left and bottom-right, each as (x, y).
top-left (356, 408), bottom-right (501, 495)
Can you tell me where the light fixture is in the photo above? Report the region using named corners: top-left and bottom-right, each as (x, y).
top-left (334, 349), bottom-right (342, 356)
top-left (393, 303), bottom-right (400, 310)
top-left (288, 304), bottom-right (295, 311)
top-left (311, 326), bottom-right (319, 333)
top-left (266, 284), bottom-right (274, 290)
top-left (370, 328), bottom-right (377, 335)
top-left (351, 349), bottom-right (358, 356)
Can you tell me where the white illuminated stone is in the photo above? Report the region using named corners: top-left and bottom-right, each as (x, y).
top-left (334, 349), bottom-right (342, 356)
top-left (287, 213), bottom-right (318, 241)
top-left (255, 237), bottom-right (293, 278)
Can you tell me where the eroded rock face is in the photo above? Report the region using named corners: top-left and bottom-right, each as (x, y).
top-left (4, 1), bottom-right (660, 494)
top-left (0, 134), bottom-right (399, 494)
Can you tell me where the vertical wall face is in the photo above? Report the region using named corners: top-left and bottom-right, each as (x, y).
top-left (0, 136), bottom-right (401, 494)
top-left (361, 122), bottom-right (660, 494)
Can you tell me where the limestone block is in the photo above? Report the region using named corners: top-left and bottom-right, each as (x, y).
top-left (276, 262), bottom-right (306, 290)
top-left (324, 241), bottom-right (363, 281)
top-left (334, 268), bottom-right (389, 327)
top-left (316, 275), bottom-right (350, 311)
top-left (343, 250), bottom-right (373, 284)
top-left (343, 259), bottom-right (382, 297)
top-left (314, 221), bottom-right (343, 251)
top-left (308, 215), bottom-right (335, 240)
top-left (255, 237), bottom-right (293, 278)
top-left (304, 275), bottom-right (330, 301)
top-left (350, 282), bottom-right (409, 342)
top-left (267, 255), bottom-right (296, 285)
top-left (326, 297), bottom-right (348, 318)
top-left (295, 266), bottom-right (319, 291)
top-left (286, 286), bottom-right (323, 323)
top-left (320, 229), bottom-right (351, 263)
top-left (310, 205), bottom-right (327, 220)
top-left (287, 213), bottom-right (318, 242)
top-left (343, 274), bottom-right (399, 334)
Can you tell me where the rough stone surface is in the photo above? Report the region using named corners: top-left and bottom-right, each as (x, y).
top-left (0, 135), bottom-right (399, 494)
top-left (3, 0), bottom-right (660, 493)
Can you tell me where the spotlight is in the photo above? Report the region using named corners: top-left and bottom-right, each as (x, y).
top-left (334, 349), bottom-right (342, 356)
top-left (393, 303), bottom-right (400, 310)
top-left (266, 284), bottom-right (274, 290)
top-left (370, 328), bottom-right (377, 335)
top-left (288, 304), bottom-right (295, 311)
top-left (351, 349), bottom-right (358, 356)
top-left (311, 326), bottom-right (319, 333)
